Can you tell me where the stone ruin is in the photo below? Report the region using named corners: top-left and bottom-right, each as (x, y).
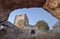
top-left (14, 14), bottom-right (39, 36)
top-left (0, 0), bottom-right (60, 39)
top-left (0, 14), bottom-right (39, 39)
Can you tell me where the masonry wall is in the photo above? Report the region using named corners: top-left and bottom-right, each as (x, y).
top-left (14, 14), bottom-right (29, 28)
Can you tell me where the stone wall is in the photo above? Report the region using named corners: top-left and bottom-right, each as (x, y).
top-left (14, 14), bottom-right (29, 28)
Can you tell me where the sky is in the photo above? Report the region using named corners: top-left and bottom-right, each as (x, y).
top-left (8, 8), bottom-right (58, 29)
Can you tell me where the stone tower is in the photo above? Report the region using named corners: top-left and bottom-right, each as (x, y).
top-left (14, 14), bottom-right (29, 28)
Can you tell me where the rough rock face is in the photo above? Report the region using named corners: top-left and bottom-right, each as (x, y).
top-left (43, 0), bottom-right (60, 20)
top-left (0, 8), bottom-right (10, 22)
top-left (0, 0), bottom-right (60, 23)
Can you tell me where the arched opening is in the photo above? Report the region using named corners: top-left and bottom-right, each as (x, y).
top-left (0, 0), bottom-right (60, 39)
top-left (8, 8), bottom-right (58, 30)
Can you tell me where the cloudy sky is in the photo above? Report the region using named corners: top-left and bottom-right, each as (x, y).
top-left (8, 8), bottom-right (58, 29)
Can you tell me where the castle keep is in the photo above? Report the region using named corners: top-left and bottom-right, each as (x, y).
top-left (14, 14), bottom-right (29, 28)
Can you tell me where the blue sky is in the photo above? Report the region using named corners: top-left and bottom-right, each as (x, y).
top-left (8, 8), bottom-right (58, 29)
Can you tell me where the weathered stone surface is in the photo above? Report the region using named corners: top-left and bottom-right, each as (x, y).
top-left (0, 9), bottom-right (10, 22)
top-left (14, 14), bottom-right (29, 28)
top-left (43, 0), bottom-right (60, 20)
top-left (0, 26), bottom-right (59, 39)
